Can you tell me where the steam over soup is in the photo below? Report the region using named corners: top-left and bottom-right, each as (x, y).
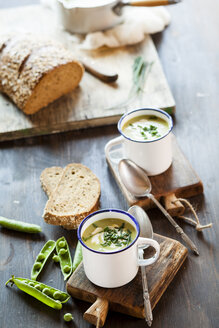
top-left (82, 218), bottom-right (137, 252)
top-left (122, 115), bottom-right (169, 141)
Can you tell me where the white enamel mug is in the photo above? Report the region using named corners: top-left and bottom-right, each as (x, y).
top-left (105, 108), bottom-right (173, 176)
top-left (77, 209), bottom-right (160, 288)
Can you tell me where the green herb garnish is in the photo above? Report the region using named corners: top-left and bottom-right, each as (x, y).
top-left (100, 224), bottom-right (132, 248)
top-left (105, 57), bottom-right (153, 110)
top-left (149, 125), bottom-right (157, 131)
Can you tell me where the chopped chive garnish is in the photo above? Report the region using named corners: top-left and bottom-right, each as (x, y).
top-left (149, 125), bottom-right (157, 131)
top-left (119, 223), bottom-right (125, 230)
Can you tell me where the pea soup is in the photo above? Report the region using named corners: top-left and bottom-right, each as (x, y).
top-left (82, 218), bottom-right (137, 252)
top-left (122, 115), bottom-right (169, 141)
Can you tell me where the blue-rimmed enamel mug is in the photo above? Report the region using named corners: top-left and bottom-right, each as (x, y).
top-left (105, 108), bottom-right (173, 176)
top-left (77, 209), bottom-right (160, 288)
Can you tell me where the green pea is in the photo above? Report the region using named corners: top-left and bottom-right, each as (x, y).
top-left (35, 284), bottom-right (42, 291)
top-left (58, 240), bottom-right (66, 248)
top-left (63, 313), bottom-right (73, 322)
top-left (52, 255), bottom-right (60, 262)
top-left (34, 262), bottom-right (42, 270)
top-left (63, 265), bottom-right (71, 273)
top-left (42, 288), bottom-right (50, 295)
top-left (53, 291), bottom-right (61, 300)
top-left (28, 282), bottom-right (35, 287)
top-left (37, 253), bottom-right (45, 261)
top-left (59, 248), bottom-right (67, 256)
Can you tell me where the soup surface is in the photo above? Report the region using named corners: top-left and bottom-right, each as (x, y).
top-left (122, 115), bottom-right (169, 141)
top-left (82, 218), bottom-right (137, 252)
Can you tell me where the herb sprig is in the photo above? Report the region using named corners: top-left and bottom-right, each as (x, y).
top-left (105, 56), bottom-right (153, 111)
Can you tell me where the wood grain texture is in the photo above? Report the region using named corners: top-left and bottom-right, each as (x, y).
top-left (106, 135), bottom-right (203, 209)
top-left (164, 193), bottom-right (185, 216)
top-left (83, 297), bottom-right (109, 327)
top-left (66, 234), bottom-right (188, 320)
top-left (0, 0), bottom-right (218, 328)
top-left (0, 5), bottom-right (175, 142)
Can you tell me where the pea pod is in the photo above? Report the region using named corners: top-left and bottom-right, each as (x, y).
top-left (0, 216), bottom-right (42, 233)
top-left (56, 237), bottom-right (72, 280)
top-left (72, 241), bottom-right (82, 272)
top-left (5, 276), bottom-right (70, 309)
top-left (31, 240), bottom-right (56, 280)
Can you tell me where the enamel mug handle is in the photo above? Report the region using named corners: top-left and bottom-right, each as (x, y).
top-left (104, 136), bottom-right (123, 163)
top-left (137, 237), bottom-right (160, 266)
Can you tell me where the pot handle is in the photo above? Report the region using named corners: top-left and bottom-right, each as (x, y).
top-left (137, 237), bottom-right (160, 266)
top-left (127, 0), bottom-right (178, 7)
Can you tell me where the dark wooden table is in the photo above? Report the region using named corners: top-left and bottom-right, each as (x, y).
top-left (0, 1), bottom-right (218, 328)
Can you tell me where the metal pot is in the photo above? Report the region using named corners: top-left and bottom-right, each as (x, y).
top-left (56, 0), bottom-right (178, 34)
top-left (56, 0), bottom-right (122, 34)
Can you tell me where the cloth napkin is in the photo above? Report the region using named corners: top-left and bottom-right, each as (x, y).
top-left (41, 0), bottom-right (171, 49)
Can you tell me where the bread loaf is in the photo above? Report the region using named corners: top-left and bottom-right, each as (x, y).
top-left (42, 163), bottom-right (100, 229)
top-left (0, 35), bottom-right (84, 114)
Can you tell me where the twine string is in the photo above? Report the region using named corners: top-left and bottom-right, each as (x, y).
top-left (96, 308), bottom-right (100, 328)
top-left (173, 198), bottom-right (212, 231)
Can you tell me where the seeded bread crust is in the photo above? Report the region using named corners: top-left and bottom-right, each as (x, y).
top-left (0, 34), bottom-right (84, 114)
top-left (42, 163), bottom-right (101, 230)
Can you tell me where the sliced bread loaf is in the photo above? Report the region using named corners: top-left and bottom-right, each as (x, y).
top-left (43, 163), bottom-right (100, 229)
top-left (0, 34), bottom-right (84, 114)
top-left (40, 166), bottom-right (63, 197)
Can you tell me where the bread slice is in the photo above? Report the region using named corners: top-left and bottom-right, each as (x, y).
top-left (43, 163), bottom-right (101, 229)
top-left (0, 34), bottom-right (84, 114)
top-left (40, 166), bottom-right (63, 198)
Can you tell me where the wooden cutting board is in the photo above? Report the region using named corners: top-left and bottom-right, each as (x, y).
top-left (0, 5), bottom-right (175, 142)
top-left (67, 233), bottom-right (188, 327)
top-left (106, 135), bottom-right (204, 216)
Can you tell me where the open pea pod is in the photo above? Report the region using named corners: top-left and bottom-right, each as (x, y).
top-left (5, 276), bottom-right (70, 309)
top-left (56, 237), bottom-right (72, 280)
top-left (31, 240), bottom-right (56, 280)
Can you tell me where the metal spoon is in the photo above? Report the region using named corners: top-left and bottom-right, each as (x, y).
top-left (119, 159), bottom-right (199, 255)
top-left (128, 205), bottom-right (153, 326)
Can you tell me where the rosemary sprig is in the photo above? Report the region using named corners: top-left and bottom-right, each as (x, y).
top-left (105, 56), bottom-right (153, 111)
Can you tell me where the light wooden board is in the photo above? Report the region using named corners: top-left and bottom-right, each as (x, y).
top-left (67, 233), bottom-right (188, 320)
top-left (0, 5), bottom-right (175, 142)
top-left (106, 135), bottom-right (204, 209)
